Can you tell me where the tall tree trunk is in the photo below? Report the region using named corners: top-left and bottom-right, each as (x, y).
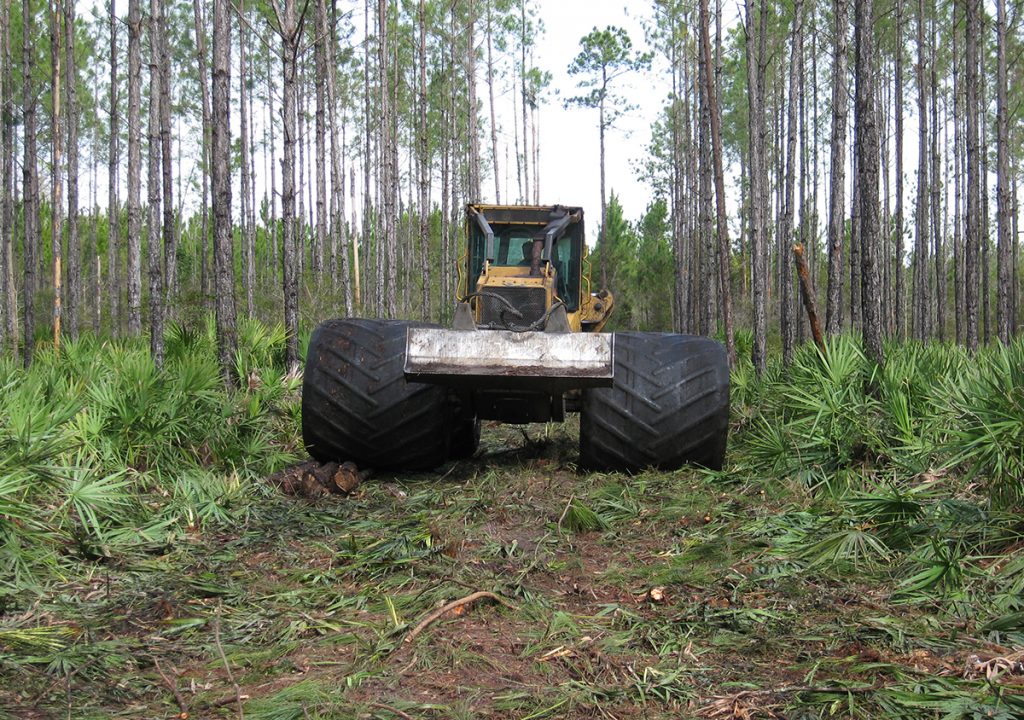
top-left (780, 0), bottom-right (802, 364)
top-left (1, 0), bottom-right (17, 358)
top-left (418, 0), bottom-right (430, 320)
top-left (158, 0), bottom-right (175, 316)
top-left (980, 48), bottom-right (990, 345)
top-left (107, 0), bottom-right (120, 334)
top-left (964, 0), bottom-right (980, 351)
top-left (64, 0), bottom-right (79, 339)
top-left (126, 0), bottom-right (142, 336)
top-left (598, 68), bottom-right (608, 289)
top-left (379, 0), bottom-right (397, 317)
top-left (313, 0), bottom-right (327, 289)
top-left (486, 1), bottom-right (500, 202)
top-left (519, 0), bottom-right (529, 202)
top-left (325, 0), bottom-right (351, 314)
top-left (147, 0), bottom-right (164, 365)
top-left (912, 0), bottom-right (929, 340)
top-left (362, 0), bottom-right (372, 315)
top-left (698, 71), bottom-right (713, 336)
top-left (239, 0), bottom-right (255, 315)
top-left (699, 0), bottom-right (734, 364)
top-left (50, 0), bottom-right (63, 351)
top-left (466, 0), bottom-right (480, 201)
top-left (855, 0), bottom-right (883, 366)
top-left (746, 0), bottom-right (768, 373)
top-left (995, 0), bottom-right (1011, 343)
top-left (826, 0), bottom-right (848, 337)
top-left (893, 0), bottom-right (904, 340)
top-left (931, 2), bottom-right (944, 340)
top-left (21, 0), bottom-right (38, 363)
top-left (276, 0), bottom-right (301, 368)
top-left (211, 0), bottom-right (236, 382)
top-left (192, 0), bottom-right (212, 304)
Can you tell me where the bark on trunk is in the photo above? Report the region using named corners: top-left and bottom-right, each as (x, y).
top-left (126, 0), bottom-right (143, 336)
top-left (780, 0), bottom-right (802, 364)
top-left (64, 0), bottom-right (79, 339)
top-left (22, 0), bottom-right (39, 363)
top-left (158, 0), bottom-right (175, 316)
top-left (1, 0), bottom-right (17, 358)
top-left (995, 0), bottom-right (1011, 342)
top-left (855, 0), bottom-right (884, 366)
top-left (50, 0), bottom-right (63, 351)
top-left (699, 0), bottom-right (734, 365)
top-left (107, 0), bottom-right (120, 334)
top-left (277, 0), bottom-right (300, 367)
top-left (828, 0), bottom-right (848, 338)
top-left (913, 0), bottom-right (929, 340)
top-left (192, 0), bottom-right (212, 304)
top-left (147, 0), bottom-right (164, 365)
top-left (746, 0), bottom-right (768, 373)
top-left (212, 0), bottom-right (236, 382)
top-left (964, 0), bottom-right (980, 351)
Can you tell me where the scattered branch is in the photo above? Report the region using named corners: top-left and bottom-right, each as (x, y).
top-left (153, 658), bottom-right (189, 720)
top-left (404, 591), bottom-right (518, 645)
top-left (369, 702), bottom-right (415, 720)
top-left (213, 608), bottom-right (244, 720)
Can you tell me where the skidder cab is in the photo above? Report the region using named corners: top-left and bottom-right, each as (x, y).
top-left (302, 204), bottom-right (730, 473)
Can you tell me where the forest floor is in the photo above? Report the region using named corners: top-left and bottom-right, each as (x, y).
top-left (4, 420), bottom-right (1022, 719)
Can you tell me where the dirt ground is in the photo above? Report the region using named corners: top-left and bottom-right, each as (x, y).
top-left (3, 422), bottom-right (1021, 719)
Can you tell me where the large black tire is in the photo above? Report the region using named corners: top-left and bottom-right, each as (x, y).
top-left (302, 318), bottom-right (451, 471)
top-left (579, 333), bottom-right (730, 473)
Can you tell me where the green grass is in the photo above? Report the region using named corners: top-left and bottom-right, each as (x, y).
top-left (1, 328), bottom-right (1022, 718)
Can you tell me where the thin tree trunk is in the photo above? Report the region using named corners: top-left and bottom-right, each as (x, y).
top-left (158, 0), bottom-right (175, 316)
top-left (912, 0), bottom-right (929, 340)
top-left (325, 0), bottom-right (351, 314)
top-left (995, 0), bottom-right (1011, 343)
top-left (212, 0), bottom-right (236, 382)
top-left (746, 0), bottom-right (768, 373)
top-left (418, 0), bottom-right (430, 320)
top-left (314, 0), bottom-right (327, 288)
top-left (126, 0), bottom-right (143, 336)
top-left (1, 0), bottom-right (17, 358)
top-left (192, 0), bottom-right (212, 304)
top-left (486, 1), bottom-right (500, 202)
top-left (379, 0), bottom-right (397, 318)
top-left (980, 47), bottom-right (991, 345)
top-left (239, 0), bottom-right (254, 315)
top-left (520, 0), bottom-right (529, 203)
top-left (931, 2), bottom-right (944, 340)
top-left (826, 0), bottom-right (848, 337)
top-left (147, 0), bottom-right (164, 365)
top-left (964, 0), bottom-right (980, 351)
top-left (893, 0), bottom-right (904, 340)
top-left (276, 0), bottom-right (301, 368)
top-left (780, 0), bottom-right (802, 364)
top-left (64, 0), bottom-right (79, 339)
top-left (21, 0), bottom-right (38, 363)
top-left (699, 0), bottom-right (734, 364)
top-left (107, 0), bottom-right (120, 334)
top-left (50, 0), bottom-right (63, 351)
top-left (855, 0), bottom-right (883, 366)
top-left (466, 0), bottom-right (480, 201)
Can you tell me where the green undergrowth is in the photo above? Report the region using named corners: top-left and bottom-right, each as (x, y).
top-left (1, 330), bottom-right (1022, 718)
top-left (0, 317), bottom-right (302, 602)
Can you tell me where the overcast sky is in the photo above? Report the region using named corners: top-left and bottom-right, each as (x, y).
top-left (508, 2), bottom-right (660, 238)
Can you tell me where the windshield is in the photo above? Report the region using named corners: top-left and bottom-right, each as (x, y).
top-left (468, 224), bottom-right (581, 310)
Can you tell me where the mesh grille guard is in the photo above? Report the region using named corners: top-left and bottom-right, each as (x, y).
top-left (479, 287), bottom-right (548, 330)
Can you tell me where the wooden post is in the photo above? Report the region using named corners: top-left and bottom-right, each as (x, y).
top-left (793, 243), bottom-right (826, 355)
